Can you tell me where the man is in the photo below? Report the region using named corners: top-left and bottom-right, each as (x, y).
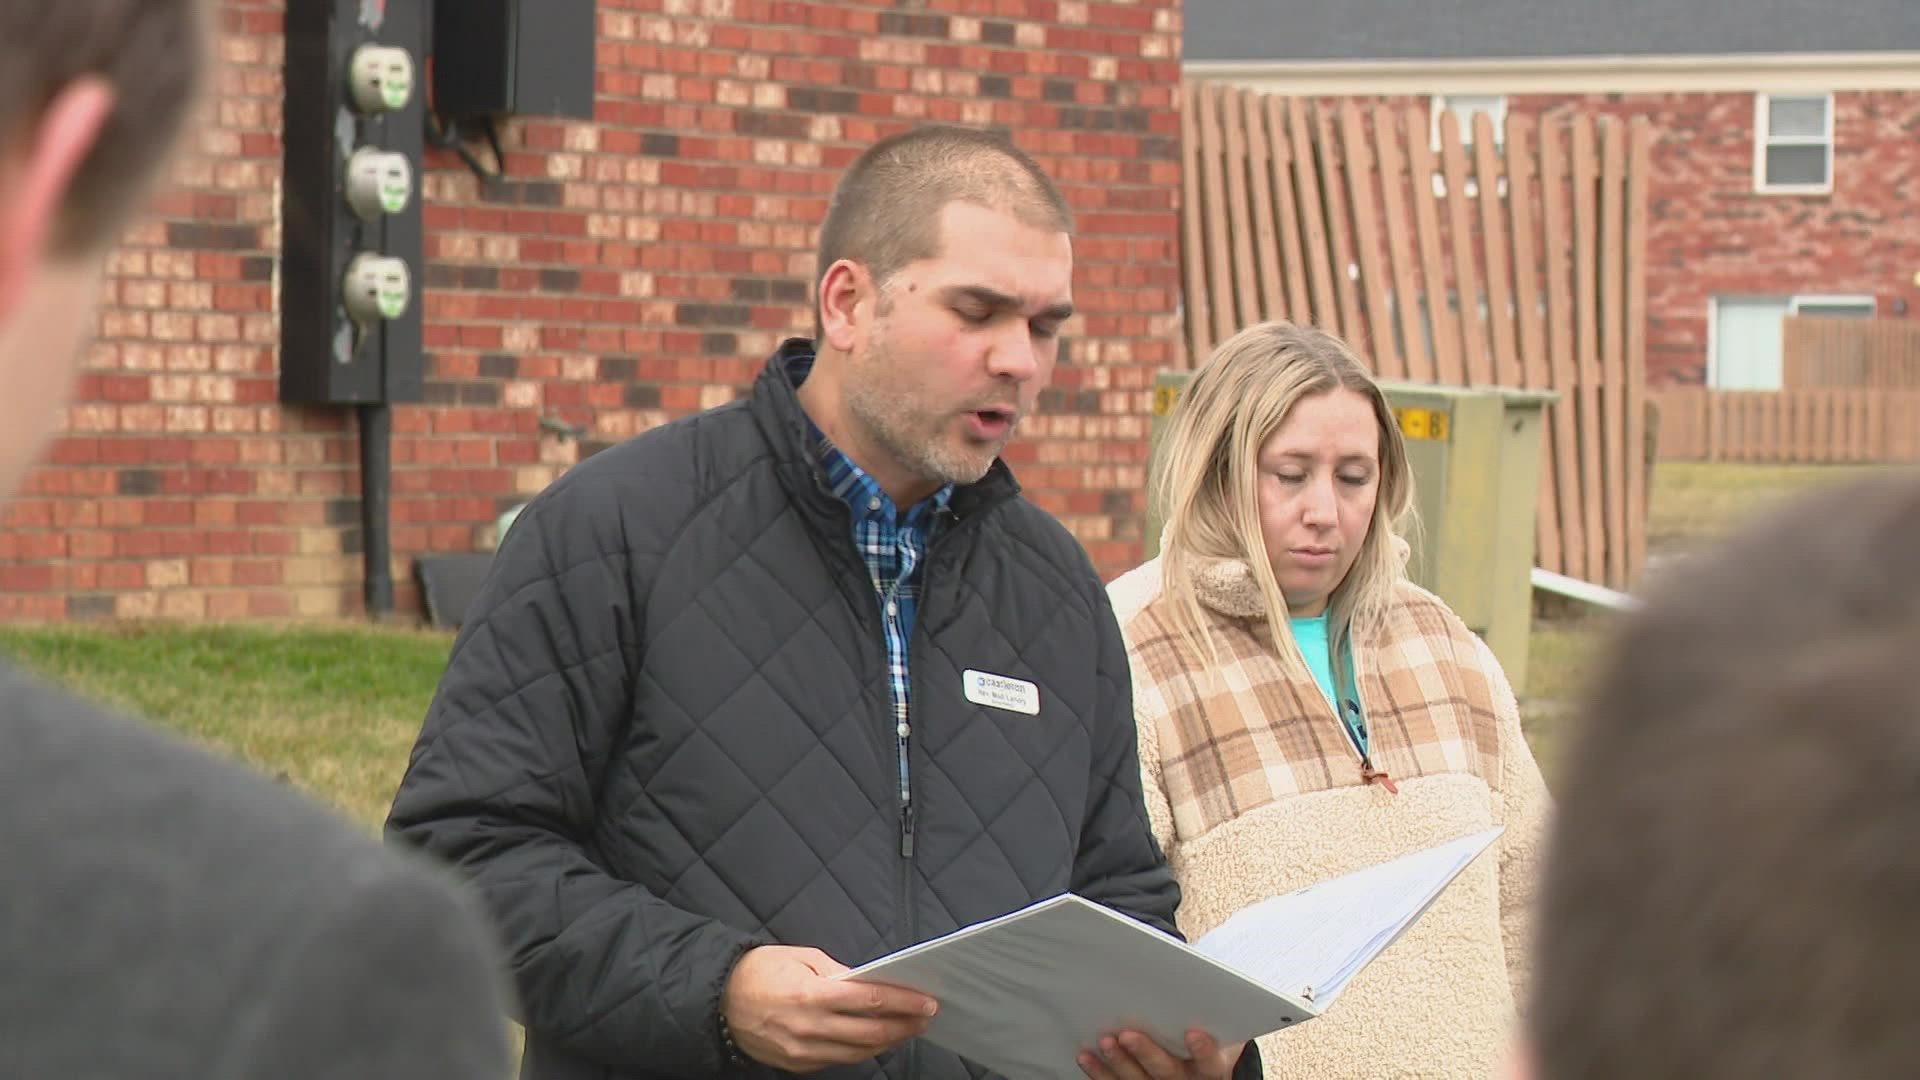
top-left (1520, 471), bottom-right (1920, 1078)
top-left (0, 5), bottom-right (513, 1077)
top-left (387, 124), bottom-right (1256, 1080)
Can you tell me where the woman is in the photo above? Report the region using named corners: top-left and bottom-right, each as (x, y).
top-left (1109, 321), bottom-right (1549, 1079)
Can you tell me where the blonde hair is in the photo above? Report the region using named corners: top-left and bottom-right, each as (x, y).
top-left (1152, 321), bottom-right (1416, 696)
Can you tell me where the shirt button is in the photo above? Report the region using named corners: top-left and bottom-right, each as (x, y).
top-left (897, 723), bottom-right (911, 738)
top-left (886, 601), bottom-right (898, 617)
top-left (867, 496), bottom-right (882, 511)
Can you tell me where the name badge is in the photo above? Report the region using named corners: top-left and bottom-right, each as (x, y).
top-left (963, 669), bottom-right (1041, 716)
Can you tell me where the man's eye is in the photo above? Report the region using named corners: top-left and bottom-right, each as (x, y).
top-left (1031, 321), bottom-right (1061, 340)
top-left (956, 307), bottom-right (992, 324)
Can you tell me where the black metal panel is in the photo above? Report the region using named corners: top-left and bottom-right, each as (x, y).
top-left (432, 0), bottom-right (596, 123)
top-left (379, 0), bottom-right (427, 402)
top-left (279, 0), bottom-right (425, 406)
top-left (512, 0), bottom-right (596, 121)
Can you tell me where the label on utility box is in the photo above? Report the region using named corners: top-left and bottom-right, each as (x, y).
top-left (1152, 385), bottom-right (1182, 417)
top-left (1395, 406), bottom-right (1450, 442)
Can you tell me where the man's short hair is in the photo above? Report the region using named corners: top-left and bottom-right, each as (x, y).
top-left (815, 124), bottom-right (1073, 307)
top-left (0, 2), bottom-right (208, 256)
top-left (1530, 471), bottom-right (1920, 1079)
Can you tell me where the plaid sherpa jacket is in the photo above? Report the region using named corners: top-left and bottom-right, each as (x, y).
top-left (1109, 555), bottom-right (1551, 1080)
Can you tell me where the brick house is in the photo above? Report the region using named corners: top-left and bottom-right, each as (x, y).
top-left (1183, 0), bottom-right (1920, 389)
top-left (2, 0), bottom-right (1186, 622)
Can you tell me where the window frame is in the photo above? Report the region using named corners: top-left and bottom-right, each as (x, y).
top-left (1753, 92), bottom-right (1834, 195)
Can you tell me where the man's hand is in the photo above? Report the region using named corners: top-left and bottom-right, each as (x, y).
top-left (720, 945), bottom-right (939, 1073)
top-left (1077, 1028), bottom-right (1246, 1080)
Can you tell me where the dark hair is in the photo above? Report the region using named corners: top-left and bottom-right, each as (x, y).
top-left (1531, 471), bottom-right (1920, 1078)
top-left (814, 124), bottom-right (1072, 331)
top-left (0, 2), bottom-right (209, 255)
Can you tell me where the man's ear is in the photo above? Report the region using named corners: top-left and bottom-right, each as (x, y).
top-left (817, 258), bottom-right (873, 354)
top-left (0, 78), bottom-right (117, 316)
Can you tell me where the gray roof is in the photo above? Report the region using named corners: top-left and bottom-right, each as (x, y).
top-left (1184, 0), bottom-right (1920, 64)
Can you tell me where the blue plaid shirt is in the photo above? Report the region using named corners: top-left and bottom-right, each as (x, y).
top-left (791, 353), bottom-right (953, 855)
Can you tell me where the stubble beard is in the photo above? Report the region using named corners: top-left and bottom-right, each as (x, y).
top-left (844, 339), bottom-right (1006, 491)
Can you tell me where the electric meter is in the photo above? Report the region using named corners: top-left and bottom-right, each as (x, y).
top-left (343, 254), bottom-right (411, 324)
top-left (344, 147), bottom-right (413, 218)
top-left (348, 45), bottom-right (414, 113)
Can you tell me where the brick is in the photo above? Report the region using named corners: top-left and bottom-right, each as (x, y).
top-left (115, 592), bottom-right (161, 619)
top-left (68, 594), bottom-right (119, 620)
top-left (160, 591), bottom-right (207, 620)
top-left (147, 559), bottom-right (191, 589)
top-left (191, 557), bottom-right (235, 588)
top-left (292, 587), bottom-right (344, 619)
top-left (298, 530), bottom-right (344, 556)
top-left (206, 592), bottom-right (252, 620)
top-left (247, 592), bottom-right (293, 618)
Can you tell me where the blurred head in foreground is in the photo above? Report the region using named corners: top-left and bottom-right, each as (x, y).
top-left (0, 2), bottom-right (207, 500)
top-left (1526, 469), bottom-right (1920, 1079)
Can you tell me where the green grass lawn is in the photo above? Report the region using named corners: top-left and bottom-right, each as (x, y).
top-left (1645, 461), bottom-right (1909, 555)
top-left (0, 622), bottom-right (454, 831)
top-left (0, 461), bottom-right (1903, 825)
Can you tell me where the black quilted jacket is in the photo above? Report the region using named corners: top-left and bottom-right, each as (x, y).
top-left (388, 341), bottom-right (1246, 1080)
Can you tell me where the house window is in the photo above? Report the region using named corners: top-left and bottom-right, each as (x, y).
top-left (1430, 94), bottom-right (1507, 150)
top-left (1755, 93), bottom-right (1833, 193)
top-left (1709, 293), bottom-right (1873, 389)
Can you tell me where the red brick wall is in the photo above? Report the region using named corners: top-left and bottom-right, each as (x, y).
top-left (2, 0), bottom-right (1186, 622)
top-left (1508, 90), bottom-right (1920, 386)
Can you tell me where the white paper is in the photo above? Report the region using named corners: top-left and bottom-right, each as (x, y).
top-left (836, 827), bottom-right (1503, 1080)
top-left (1192, 826), bottom-right (1504, 1006)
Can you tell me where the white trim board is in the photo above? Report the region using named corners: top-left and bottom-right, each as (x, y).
top-left (1184, 52), bottom-right (1920, 95)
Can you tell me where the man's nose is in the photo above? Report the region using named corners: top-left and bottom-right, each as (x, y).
top-left (987, 323), bottom-right (1040, 382)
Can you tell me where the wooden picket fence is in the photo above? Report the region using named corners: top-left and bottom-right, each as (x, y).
top-left (1651, 387), bottom-right (1920, 463)
top-left (1651, 318), bottom-right (1920, 463)
top-left (1179, 83), bottom-right (1652, 591)
top-left (1784, 316), bottom-right (1920, 391)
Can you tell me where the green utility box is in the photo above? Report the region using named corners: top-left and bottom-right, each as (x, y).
top-left (1144, 371), bottom-right (1556, 693)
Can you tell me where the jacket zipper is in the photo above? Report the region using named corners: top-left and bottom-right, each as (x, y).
top-left (809, 465), bottom-right (928, 871)
top-left (899, 512), bottom-right (966, 872)
top-left (1340, 642), bottom-right (1397, 794)
top-left (897, 513), bottom-right (968, 1079)
top-left (898, 696), bottom-right (918, 1078)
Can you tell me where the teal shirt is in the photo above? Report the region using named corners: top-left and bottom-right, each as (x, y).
top-left (1289, 613), bottom-right (1339, 708)
top-left (1289, 613), bottom-right (1368, 757)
